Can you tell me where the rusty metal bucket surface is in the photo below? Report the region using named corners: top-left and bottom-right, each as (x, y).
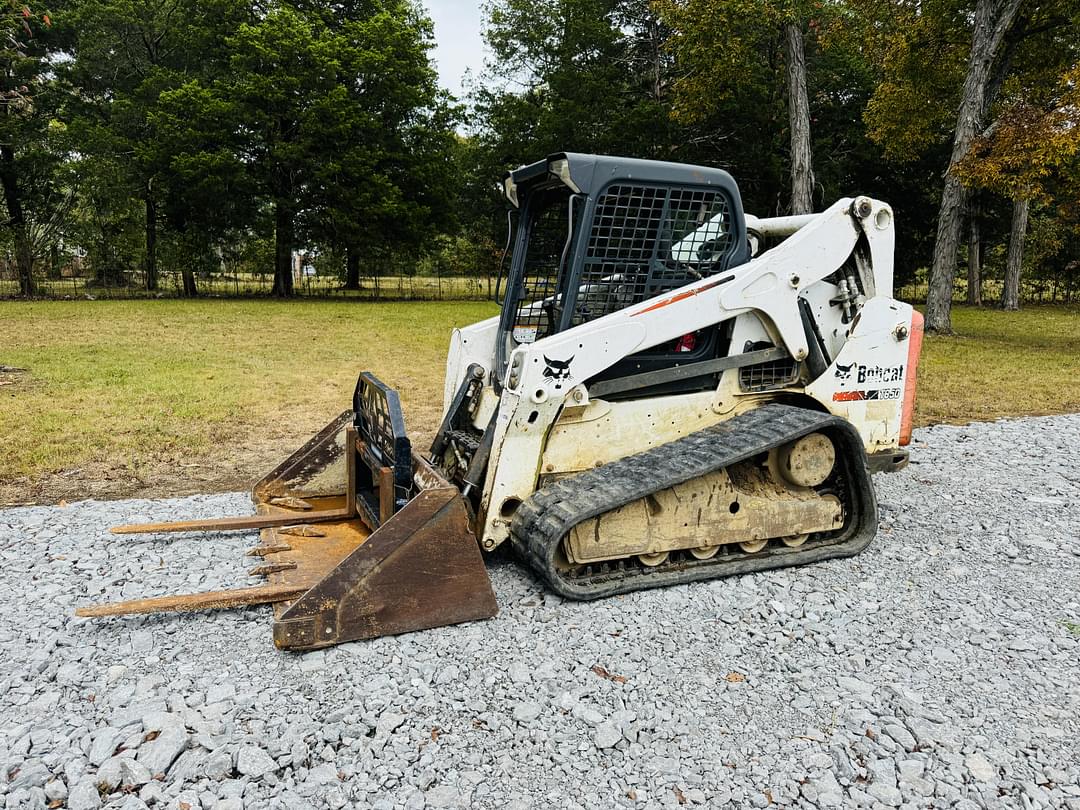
top-left (270, 484), bottom-right (494, 649)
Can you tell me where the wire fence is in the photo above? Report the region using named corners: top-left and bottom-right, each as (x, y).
top-left (3, 263), bottom-right (1077, 306)
top-left (0, 268), bottom-right (500, 301)
top-left (895, 275), bottom-right (1079, 306)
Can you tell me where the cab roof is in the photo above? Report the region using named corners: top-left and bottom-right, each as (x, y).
top-left (501, 152), bottom-right (741, 208)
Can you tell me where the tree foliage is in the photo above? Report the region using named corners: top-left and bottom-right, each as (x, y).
top-left (0, 1), bottom-right (63, 296)
top-left (957, 67), bottom-right (1080, 200)
top-left (862, 0), bottom-right (1079, 328)
top-left (0, 0), bottom-right (460, 297)
top-left (0, 0), bottom-right (1077, 309)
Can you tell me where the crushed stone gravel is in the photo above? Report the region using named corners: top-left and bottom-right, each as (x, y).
top-left (1, 414), bottom-right (1078, 809)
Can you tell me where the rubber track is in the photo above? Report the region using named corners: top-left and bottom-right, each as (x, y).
top-left (509, 403), bottom-right (879, 600)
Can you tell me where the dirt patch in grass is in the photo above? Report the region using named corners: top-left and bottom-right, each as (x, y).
top-left (0, 430), bottom-right (300, 505)
top-left (1, 300), bottom-right (1077, 505)
top-left (0, 365), bottom-right (33, 394)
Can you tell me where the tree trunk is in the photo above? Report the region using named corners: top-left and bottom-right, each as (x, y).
top-left (783, 21), bottom-right (814, 216)
top-left (1001, 196), bottom-right (1028, 311)
top-left (344, 244), bottom-right (361, 290)
top-left (180, 266), bottom-right (197, 297)
top-left (273, 200), bottom-right (295, 297)
top-left (650, 15), bottom-right (663, 102)
top-left (967, 202), bottom-right (982, 306)
top-left (0, 144), bottom-right (35, 297)
top-left (48, 243), bottom-right (60, 280)
top-left (145, 194), bottom-right (158, 292)
top-left (925, 0), bottom-right (1023, 333)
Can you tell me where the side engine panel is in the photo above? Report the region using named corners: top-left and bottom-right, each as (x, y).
top-left (806, 296), bottom-right (917, 453)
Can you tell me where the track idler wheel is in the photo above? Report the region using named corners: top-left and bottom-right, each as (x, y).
top-left (739, 539), bottom-right (768, 553)
top-left (637, 551), bottom-right (669, 566)
top-left (774, 433), bottom-right (836, 488)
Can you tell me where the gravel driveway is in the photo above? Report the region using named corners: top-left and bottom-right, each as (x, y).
top-left (2, 415), bottom-right (1078, 810)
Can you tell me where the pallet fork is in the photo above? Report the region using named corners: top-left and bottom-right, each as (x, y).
top-left (77, 374), bottom-right (498, 650)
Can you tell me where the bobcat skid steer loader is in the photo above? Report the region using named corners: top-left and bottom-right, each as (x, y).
top-left (78, 153), bottom-right (924, 650)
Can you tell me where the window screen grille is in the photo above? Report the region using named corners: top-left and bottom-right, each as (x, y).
top-left (572, 184), bottom-right (733, 326)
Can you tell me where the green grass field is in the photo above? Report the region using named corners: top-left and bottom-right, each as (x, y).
top-left (0, 300), bottom-right (499, 504)
top-left (1, 300), bottom-right (1077, 504)
top-left (915, 305), bottom-right (1080, 426)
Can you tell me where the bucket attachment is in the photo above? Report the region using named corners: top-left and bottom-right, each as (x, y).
top-left (77, 373), bottom-right (499, 650)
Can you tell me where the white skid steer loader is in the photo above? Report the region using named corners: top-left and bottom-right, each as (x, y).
top-left (80, 153), bottom-right (924, 649)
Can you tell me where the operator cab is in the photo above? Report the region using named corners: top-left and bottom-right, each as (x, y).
top-left (497, 153), bottom-right (751, 395)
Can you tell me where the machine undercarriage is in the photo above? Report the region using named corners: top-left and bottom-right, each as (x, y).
top-left (507, 404), bottom-right (877, 600)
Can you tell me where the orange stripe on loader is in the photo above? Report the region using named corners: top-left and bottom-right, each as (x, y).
top-left (899, 311), bottom-right (924, 446)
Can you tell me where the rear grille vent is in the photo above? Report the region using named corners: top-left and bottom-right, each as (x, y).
top-left (739, 343), bottom-right (799, 392)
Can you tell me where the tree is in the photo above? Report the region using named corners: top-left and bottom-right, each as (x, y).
top-left (956, 67), bottom-right (1080, 309)
top-left (783, 19), bottom-right (813, 213)
top-left (301, 0), bottom-right (459, 291)
top-left (865, 0), bottom-right (1079, 326)
top-left (924, 0), bottom-right (1030, 329)
top-left (1034, 152), bottom-right (1080, 301)
top-left (477, 0), bottom-right (681, 163)
top-left (0, 2), bottom-right (58, 296)
top-left (660, 0), bottom-right (821, 213)
top-left (146, 78), bottom-right (255, 296)
top-left (220, 2), bottom-right (454, 297)
top-left (83, 0), bottom-right (457, 300)
top-left (65, 153), bottom-right (144, 286)
top-left (67, 0), bottom-right (252, 294)
top-left (863, 0), bottom-right (990, 309)
top-left (470, 0), bottom-right (701, 265)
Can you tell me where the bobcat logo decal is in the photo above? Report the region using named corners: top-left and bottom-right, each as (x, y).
top-left (543, 355), bottom-right (574, 383)
top-left (834, 362), bottom-right (855, 380)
